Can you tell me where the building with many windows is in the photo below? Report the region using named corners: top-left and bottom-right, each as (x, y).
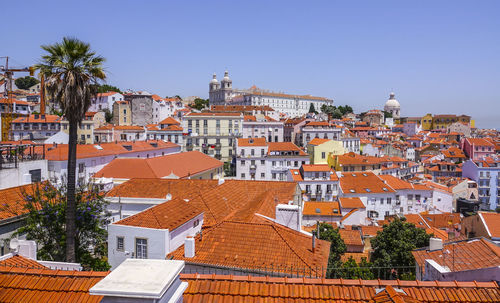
top-left (462, 157), bottom-right (500, 210)
top-left (241, 114), bottom-right (284, 142)
top-left (288, 164), bottom-right (340, 201)
top-left (301, 121), bottom-right (343, 147)
top-left (10, 114), bottom-right (62, 141)
top-left (208, 71), bottom-right (333, 117)
top-left (236, 138), bottom-right (309, 181)
top-left (182, 112), bottom-right (243, 162)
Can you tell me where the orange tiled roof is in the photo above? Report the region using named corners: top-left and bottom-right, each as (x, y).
top-left (361, 225), bottom-right (383, 237)
top-left (0, 183), bottom-right (42, 221)
top-left (94, 151), bottom-right (222, 179)
top-left (186, 112), bottom-right (242, 117)
top-left (420, 212), bottom-right (461, 229)
top-left (465, 137), bottom-right (495, 147)
top-left (335, 152), bottom-right (386, 166)
top-left (302, 164), bottom-right (332, 172)
top-left (45, 140), bottom-right (178, 161)
top-left (169, 220), bottom-right (330, 276)
top-left (106, 178), bottom-right (219, 199)
top-left (0, 265), bottom-right (107, 303)
top-left (114, 198), bottom-right (202, 230)
top-left (412, 237), bottom-right (500, 273)
top-left (339, 229), bottom-right (363, 246)
top-left (479, 212), bottom-right (500, 238)
top-left (12, 114), bottom-right (62, 123)
top-left (0, 255), bottom-right (46, 269)
top-left (340, 172), bottom-right (395, 194)
top-left (181, 274), bottom-right (500, 302)
top-left (339, 197), bottom-right (365, 209)
top-left (97, 91), bottom-right (120, 97)
top-left (303, 201), bottom-right (341, 216)
top-left (159, 117), bottom-right (180, 125)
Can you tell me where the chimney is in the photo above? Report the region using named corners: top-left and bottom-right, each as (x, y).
top-left (184, 237), bottom-right (195, 258)
top-left (312, 234), bottom-right (316, 253)
top-left (429, 237), bottom-right (443, 251)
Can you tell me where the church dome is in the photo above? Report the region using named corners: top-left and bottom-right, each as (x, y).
top-left (385, 92), bottom-right (400, 108)
top-left (222, 70), bottom-right (231, 82)
top-left (210, 73), bottom-right (219, 84)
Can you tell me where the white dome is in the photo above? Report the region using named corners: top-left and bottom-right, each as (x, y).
top-left (385, 92), bottom-right (400, 108)
top-left (210, 73), bottom-right (219, 84)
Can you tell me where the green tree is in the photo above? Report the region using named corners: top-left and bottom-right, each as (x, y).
top-left (189, 98), bottom-right (209, 111)
top-left (97, 84), bottom-right (121, 94)
top-left (339, 257), bottom-right (375, 279)
top-left (383, 111), bottom-right (393, 119)
top-left (370, 217), bottom-right (431, 279)
top-left (103, 108), bottom-right (113, 123)
top-left (14, 182), bottom-right (111, 270)
top-left (36, 37), bottom-right (106, 262)
top-left (309, 103), bottom-right (317, 114)
top-left (15, 76), bottom-right (40, 90)
top-left (337, 105), bottom-right (353, 115)
top-left (314, 223), bottom-right (346, 278)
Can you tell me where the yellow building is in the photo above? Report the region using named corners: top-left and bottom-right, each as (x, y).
top-left (112, 100), bottom-right (131, 126)
top-left (307, 138), bottom-right (346, 164)
top-left (61, 119), bottom-right (94, 144)
top-left (421, 114), bottom-right (472, 131)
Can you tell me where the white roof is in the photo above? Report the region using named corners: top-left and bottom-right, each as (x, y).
top-left (89, 259), bottom-right (185, 299)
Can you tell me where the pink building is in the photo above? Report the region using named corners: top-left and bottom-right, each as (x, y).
top-left (461, 138), bottom-right (495, 161)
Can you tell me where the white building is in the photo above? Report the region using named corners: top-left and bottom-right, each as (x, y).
top-left (89, 92), bottom-right (124, 112)
top-left (242, 114), bottom-right (284, 142)
top-left (236, 138), bottom-right (309, 181)
top-left (209, 71), bottom-right (333, 117)
top-left (288, 164), bottom-right (340, 201)
top-left (107, 198), bottom-right (203, 269)
top-left (301, 121), bottom-right (343, 147)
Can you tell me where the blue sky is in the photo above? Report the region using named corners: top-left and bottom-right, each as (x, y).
top-left (2, 1), bottom-right (499, 128)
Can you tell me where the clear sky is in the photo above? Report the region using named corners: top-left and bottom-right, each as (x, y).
top-left (2, 1), bottom-right (499, 128)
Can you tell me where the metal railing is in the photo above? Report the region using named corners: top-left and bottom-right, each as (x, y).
top-left (182, 263), bottom-right (419, 280)
top-left (0, 144), bottom-right (46, 169)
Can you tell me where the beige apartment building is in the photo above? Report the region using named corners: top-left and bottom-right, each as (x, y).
top-left (182, 112), bottom-right (243, 162)
top-left (112, 100), bottom-right (131, 126)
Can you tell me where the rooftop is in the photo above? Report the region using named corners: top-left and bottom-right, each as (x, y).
top-left (93, 151), bottom-right (222, 179)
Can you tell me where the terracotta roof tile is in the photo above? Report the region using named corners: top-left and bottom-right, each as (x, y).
top-left (169, 220), bottom-right (330, 276)
top-left (114, 198), bottom-right (202, 229)
top-left (12, 114), bottom-right (62, 123)
top-left (479, 212), bottom-right (500, 238)
top-left (339, 197), bottom-right (365, 209)
top-left (308, 138), bottom-right (331, 145)
top-left (339, 229), bottom-right (364, 246)
top-left (412, 238), bottom-right (500, 273)
top-left (106, 178), bottom-right (219, 199)
top-left (181, 274), bottom-right (500, 302)
top-left (0, 255), bottom-right (46, 269)
top-left (94, 151), bottom-right (223, 179)
top-left (0, 265), bottom-right (107, 303)
top-left (267, 142), bottom-right (307, 156)
top-left (340, 172), bottom-right (395, 194)
top-left (303, 201), bottom-right (341, 216)
top-left (237, 137), bottom-right (267, 147)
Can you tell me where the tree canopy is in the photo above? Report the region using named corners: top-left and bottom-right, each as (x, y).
top-left (321, 104), bottom-right (353, 119)
top-left (15, 76), bottom-right (39, 90)
top-left (314, 223), bottom-right (346, 277)
top-left (383, 110), bottom-right (393, 119)
top-left (189, 98), bottom-right (209, 111)
top-left (308, 103), bottom-right (318, 114)
top-left (370, 217), bottom-right (431, 278)
top-left (97, 84), bottom-right (122, 94)
top-left (15, 182), bottom-right (111, 270)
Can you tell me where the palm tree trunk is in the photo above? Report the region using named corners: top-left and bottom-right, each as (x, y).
top-left (65, 120), bottom-right (78, 263)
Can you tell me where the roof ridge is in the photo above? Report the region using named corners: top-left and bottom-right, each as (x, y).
top-left (270, 224), bottom-right (316, 273)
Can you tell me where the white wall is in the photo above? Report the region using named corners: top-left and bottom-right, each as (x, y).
top-left (0, 160), bottom-right (48, 189)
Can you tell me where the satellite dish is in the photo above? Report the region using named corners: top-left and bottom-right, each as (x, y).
top-left (9, 239), bottom-right (19, 251)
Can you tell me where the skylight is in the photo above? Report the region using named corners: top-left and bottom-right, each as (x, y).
top-left (365, 188), bottom-right (371, 192)
top-left (315, 208), bottom-right (321, 213)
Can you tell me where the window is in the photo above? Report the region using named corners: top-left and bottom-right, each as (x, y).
top-left (387, 197), bottom-right (392, 204)
top-left (78, 163), bottom-right (85, 172)
top-left (261, 173), bottom-right (265, 178)
top-left (407, 194), bottom-right (413, 201)
top-left (272, 173), bottom-right (276, 179)
top-left (116, 236), bottom-right (124, 251)
top-left (261, 160), bottom-right (265, 165)
top-left (241, 173), bottom-right (245, 178)
top-left (135, 238), bottom-right (147, 259)
top-left (322, 152), bottom-right (326, 159)
top-left (251, 149), bottom-right (255, 156)
top-left (241, 160), bottom-right (245, 165)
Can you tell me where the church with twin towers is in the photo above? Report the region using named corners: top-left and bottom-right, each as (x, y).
top-left (208, 70), bottom-right (333, 117)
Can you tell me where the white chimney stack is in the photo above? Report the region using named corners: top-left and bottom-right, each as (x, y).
top-left (429, 237), bottom-right (443, 251)
top-left (184, 237), bottom-right (195, 258)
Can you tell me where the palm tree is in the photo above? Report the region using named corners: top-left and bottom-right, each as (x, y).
top-left (36, 37), bottom-right (106, 262)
